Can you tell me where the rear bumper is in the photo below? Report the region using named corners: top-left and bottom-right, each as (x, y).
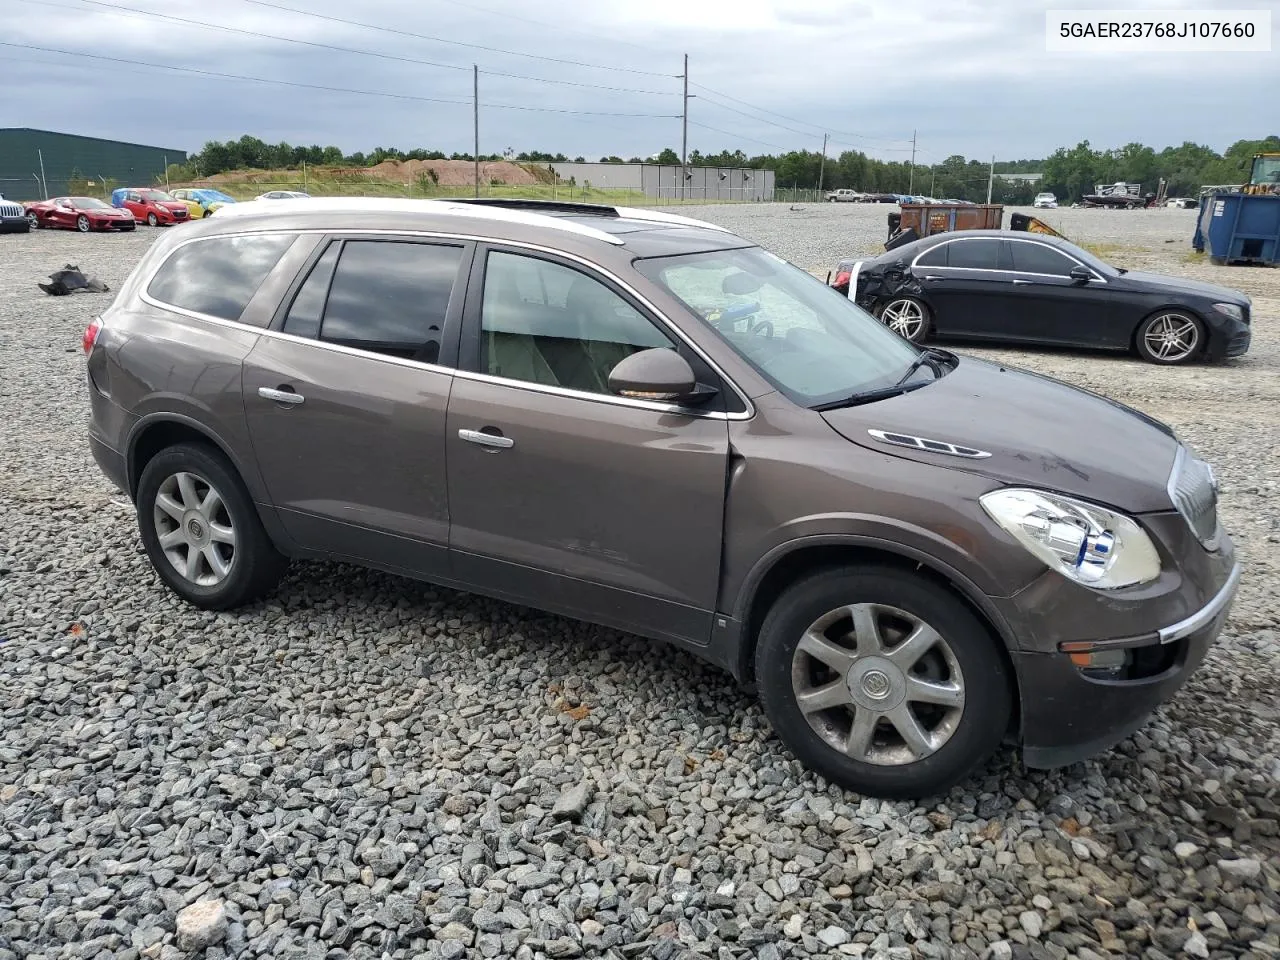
top-left (89, 431), bottom-right (129, 496)
top-left (1017, 562), bottom-right (1240, 768)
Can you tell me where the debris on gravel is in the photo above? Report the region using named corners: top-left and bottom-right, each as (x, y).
top-left (2, 218), bottom-right (1278, 960)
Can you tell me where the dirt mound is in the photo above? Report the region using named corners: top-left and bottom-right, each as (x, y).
top-left (367, 159), bottom-right (539, 186)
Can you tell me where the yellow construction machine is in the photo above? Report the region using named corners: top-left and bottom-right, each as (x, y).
top-left (1243, 153), bottom-right (1280, 195)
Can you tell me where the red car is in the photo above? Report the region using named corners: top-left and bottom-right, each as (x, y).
top-left (24, 196), bottom-right (137, 232)
top-left (111, 187), bottom-right (190, 226)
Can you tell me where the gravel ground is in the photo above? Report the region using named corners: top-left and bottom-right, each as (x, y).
top-left (2, 214), bottom-right (1279, 960)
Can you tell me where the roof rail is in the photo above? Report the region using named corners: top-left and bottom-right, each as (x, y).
top-left (452, 197), bottom-right (731, 234)
top-left (208, 196), bottom-right (623, 245)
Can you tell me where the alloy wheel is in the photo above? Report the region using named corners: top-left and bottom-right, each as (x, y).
top-left (147, 212), bottom-right (158, 226)
top-left (880, 299), bottom-right (927, 341)
top-left (152, 471), bottom-right (237, 586)
top-left (790, 602), bottom-right (965, 766)
top-left (26, 212), bottom-right (39, 229)
top-left (1143, 313), bottom-right (1199, 362)
top-left (76, 215), bottom-right (90, 232)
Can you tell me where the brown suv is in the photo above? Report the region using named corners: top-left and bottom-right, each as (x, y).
top-left (84, 198), bottom-right (1240, 797)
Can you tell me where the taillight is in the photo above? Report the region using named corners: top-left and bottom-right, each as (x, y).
top-left (83, 317), bottom-right (103, 355)
top-left (833, 270), bottom-right (851, 289)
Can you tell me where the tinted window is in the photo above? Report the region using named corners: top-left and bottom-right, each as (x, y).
top-left (945, 239), bottom-right (1001, 269)
top-left (481, 251), bottom-right (672, 394)
top-left (148, 234), bottom-right (296, 322)
top-left (915, 244), bottom-right (947, 267)
top-left (283, 243), bottom-right (341, 339)
top-left (320, 240), bottom-right (462, 360)
top-left (1010, 241), bottom-right (1077, 276)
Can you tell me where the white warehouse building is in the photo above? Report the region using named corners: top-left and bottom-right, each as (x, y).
top-left (548, 161), bottom-right (775, 202)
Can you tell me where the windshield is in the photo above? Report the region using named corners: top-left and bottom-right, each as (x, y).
top-left (69, 197), bottom-right (109, 209)
top-left (143, 190), bottom-right (175, 202)
top-left (1253, 155), bottom-right (1280, 185)
top-left (635, 247), bottom-right (923, 407)
top-left (1059, 240), bottom-right (1120, 277)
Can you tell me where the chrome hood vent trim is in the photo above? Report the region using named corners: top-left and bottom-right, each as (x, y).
top-left (1168, 445), bottom-right (1219, 549)
top-left (867, 429), bottom-right (991, 459)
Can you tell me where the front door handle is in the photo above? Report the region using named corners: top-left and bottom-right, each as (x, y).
top-left (1011, 279), bottom-right (1033, 286)
top-left (922, 275), bottom-right (944, 282)
top-left (258, 386), bottom-right (304, 405)
top-left (459, 428), bottom-right (514, 450)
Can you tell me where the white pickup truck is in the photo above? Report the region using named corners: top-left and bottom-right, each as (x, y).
top-left (825, 188), bottom-right (862, 203)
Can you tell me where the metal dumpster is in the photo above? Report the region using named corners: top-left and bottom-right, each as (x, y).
top-left (1193, 192), bottom-right (1280, 265)
top-left (897, 203), bottom-right (1003, 238)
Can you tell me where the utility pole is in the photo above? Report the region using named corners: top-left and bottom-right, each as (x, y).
top-left (817, 133), bottom-right (829, 196)
top-left (473, 64), bottom-right (480, 199)
top-left (930, 166), bottom-right (936, 196)
top-left (987, 154), bottom-right (994, 204)
top-left (37, 149), bottom-right (48, 199)
top-left (681, 54), bottom-right (688, 202)
top-left (907, 129), bottom-right (916, 193)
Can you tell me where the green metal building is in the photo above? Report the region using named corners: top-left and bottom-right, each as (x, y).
top-left (0, 128), bottom-right (187, 202)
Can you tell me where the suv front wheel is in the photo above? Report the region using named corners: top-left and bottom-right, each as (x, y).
top-left (755, 566), bottom-right (1011, 797)
top-left (136, 443), bottom-right (287, 609)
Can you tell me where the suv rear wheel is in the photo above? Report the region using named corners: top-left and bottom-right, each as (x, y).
top-left (755, 566), bottom-right (1011, 797)
top-left (136, 443), bottom-right (287, 609)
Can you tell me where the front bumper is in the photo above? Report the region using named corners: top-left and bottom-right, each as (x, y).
top-left (0, 215), bottom-right (29, 233)
top-left (94, 218), bottom-right (136, 232)
top-left (1016, 561), bottom-right (1241, 768)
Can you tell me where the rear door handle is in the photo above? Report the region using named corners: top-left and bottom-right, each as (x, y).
top-left (459, 428), bottom-right (514, 450)
top-left (1011, 279), bottom-right (1033, 286)
top-left (258, 386), bottom-right (304, 405)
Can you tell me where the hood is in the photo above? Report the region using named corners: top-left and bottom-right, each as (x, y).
top-left (1119, 270), bottom-right (1248, 305)
top-left (820, 358), bottom-right (1179, 512)
top-left (160, 201), bottom-right (188, 211)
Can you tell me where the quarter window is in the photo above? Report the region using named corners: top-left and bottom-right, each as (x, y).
top-left (1009, 241), bottom-right (1078, 277)
top-left (480, 251), bottom-right (673, 394)
top-left (147, 233), bottom-right (296, 322)
top-left (944, 239), bottom-right (1001, 270)
top-left (915, 245), bottom-right (947, 268)
top-left (282, 243), bottom-right (340, 339)
top-left (316, 240), bottom-right (463, 360)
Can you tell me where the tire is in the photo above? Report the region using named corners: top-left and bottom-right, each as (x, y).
top-left (203, 209), bottom-right (213, 218)
top-left (26, 211), bottom-right (39, 229)
top-left (147, 212), bottom-right (158, 226)
top-left (755, 566), bottom-right (1012, 798)
top-left (1135, 310), bottom-right (1204, 365)
top-left (76, 215), bottom-right (90, 233)
top-left (876, 296), bottom-right (931, 343)
top-left (136, 442), bottom-right (287, 609)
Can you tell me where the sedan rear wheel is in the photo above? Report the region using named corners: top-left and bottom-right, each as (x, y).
top-left (755, 566), bottom-right (1011, 798)
top-left (877, 297), bottom-right (930, 343)
top-left (1136, 311), bottom-right (1203, 364)
top-left (76, 214), bottom-right (90, 232)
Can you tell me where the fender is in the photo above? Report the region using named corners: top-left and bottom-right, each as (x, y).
top-left (719, 532), bottom-right (1027, 683)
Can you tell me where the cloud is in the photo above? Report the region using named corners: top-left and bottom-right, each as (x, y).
top-left (0, 0), bottom-right (1274, 163)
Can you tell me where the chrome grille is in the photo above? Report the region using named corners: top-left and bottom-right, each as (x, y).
top-left (0, 201), bottom-right (24, 217)
top-left (1169, 447), bottom-right (1218, 546)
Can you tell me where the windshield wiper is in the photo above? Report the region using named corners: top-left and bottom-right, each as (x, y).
top-left (812, 379), bottom-right (932, 411)
top-left (894, 347), bottom-right (953, 386)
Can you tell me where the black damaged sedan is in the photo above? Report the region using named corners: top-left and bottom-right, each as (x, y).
top-left (831, 230), bottom-right (1252, 365)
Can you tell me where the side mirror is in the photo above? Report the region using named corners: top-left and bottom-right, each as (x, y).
top-left (608, 348), bottom-right (697, 402)
top-left (1069, 265), bottom-right (1092, 283)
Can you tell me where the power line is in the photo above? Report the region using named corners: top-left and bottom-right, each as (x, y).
top-left (428, 0), bottom-right (661, 56)
top-left (22, 0), bottom-right (679, 96)
top-left (690, 81), bottom-right (912, 145)
top-left (240, 0), bottom-right (678, 79)
top-left (686, 120), bottom-right (789, 152)
top-left (0, 42), bottom-right (680, 116)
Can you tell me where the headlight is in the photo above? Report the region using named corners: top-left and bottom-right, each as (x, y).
top-left (980, 489), bottom-right (1161, 589)
top-left (1212, 302), bottom-right (1243, 321)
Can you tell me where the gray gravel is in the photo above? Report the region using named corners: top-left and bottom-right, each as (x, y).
top-left (2, 217), bottom-right (1279, 960)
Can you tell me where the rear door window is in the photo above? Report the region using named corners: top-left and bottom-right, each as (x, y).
top-left (1009, 241), bottom-right (1078, 277)
top-left (294, 240), bottom-right (464, 361)
top-left (147, 233), bottom-right (296, 322)
top-left (943, 238), bottom-right (1001, 270)
top-left (915, 245), bottom-right (947, 267)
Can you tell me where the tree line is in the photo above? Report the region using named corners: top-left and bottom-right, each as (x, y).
top-left (177, 133), bottom-right (1277, 203)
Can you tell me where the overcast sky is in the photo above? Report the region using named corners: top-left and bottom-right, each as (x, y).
top-left (0, 0), bottom-right (1275, 164)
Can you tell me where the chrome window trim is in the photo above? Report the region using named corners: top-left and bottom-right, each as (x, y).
top-left (909, 236), bottom-right (1107, 283)
top-left (137, 227), bottom-right (755, 422)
